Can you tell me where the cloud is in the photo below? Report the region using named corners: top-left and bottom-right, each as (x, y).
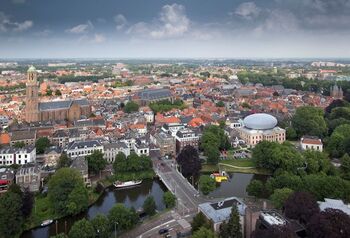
top-left (91, 33), bottom-right (106, 43)
top-left (13, 20), bottom-right (33, 32)
top-left (150, 4), bottom-right (190, 39)
top-left (253, 9), bottom-right (299, 36)
top-left (114, 14), bottom-right (127, 30)
top-left (0, 12), bottom-right (33, 32)
top-left (234, 2), bottom-right (261, 20)
top-left (66, 21), bottom-right (93, 34)
top-left (128, 3), bottom-right (190, 39)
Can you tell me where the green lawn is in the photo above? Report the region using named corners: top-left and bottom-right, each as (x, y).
top-left (220, 159), bottom-right (256, 167)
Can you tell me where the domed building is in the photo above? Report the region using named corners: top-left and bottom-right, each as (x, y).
top-left (238, 113), bottom-right (285, 147)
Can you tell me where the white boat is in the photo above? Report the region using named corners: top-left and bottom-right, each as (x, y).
top-left (113, 180), bottom-right (142, 188)
top-left (41, 219), bottom-right (53, 227)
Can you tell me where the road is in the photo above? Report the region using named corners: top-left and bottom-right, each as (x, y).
top-left (120, 158), bottom-right (216, 238)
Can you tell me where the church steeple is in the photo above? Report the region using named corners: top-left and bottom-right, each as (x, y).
top-left (25, 66), bottom-right (40, 122)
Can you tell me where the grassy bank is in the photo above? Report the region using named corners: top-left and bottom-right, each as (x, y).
top-left (201, 159), bottom-right (271, 175)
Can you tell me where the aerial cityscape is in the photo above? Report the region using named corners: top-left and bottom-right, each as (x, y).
top-left (1, 0), bottom-right (350, 238)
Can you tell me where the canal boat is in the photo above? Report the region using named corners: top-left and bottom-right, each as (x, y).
top-left (113, 180), bottom-right (142, 188)
top-left (40, 219), bottom-right (53, 227)
top-left (210, 171), bottom-right (228, 183)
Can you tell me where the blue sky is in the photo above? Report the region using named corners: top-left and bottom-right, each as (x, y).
top-left (1, 0), bottom-right (350, 58)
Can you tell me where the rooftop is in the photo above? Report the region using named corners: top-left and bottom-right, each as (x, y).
top-left (243, 113), bottom-right (278, 130)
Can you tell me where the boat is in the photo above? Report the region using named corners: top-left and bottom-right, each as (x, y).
top-left (210, 171), bottom-right (228, 183)
top-left (113, 180), bottom-right (142, 188)
top-left (41, 219), bottom-right (53, 227)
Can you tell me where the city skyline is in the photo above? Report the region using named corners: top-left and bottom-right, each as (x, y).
top-left (1, 0), bottom-right (350, 58)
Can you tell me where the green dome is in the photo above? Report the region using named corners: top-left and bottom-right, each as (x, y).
top-left (27, 66), bottom-right (36, 72)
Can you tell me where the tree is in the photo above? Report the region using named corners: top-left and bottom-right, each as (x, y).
top-left (270, 188), bottom-right (294, 209)
top-left (123, 101), bottom-right (139, 113)
top-left (191, 212), bottom-right (212, 232)
top-left (57, 153), bottom-right (72, 169)
top-left (273, 91), bottom-right (279, 97)
top-left (143, 196), bottom-right (156, 216)
top-left (48, 168), bottom-right (89, 216)
top-left (286, 127), bottom-right (297, 140)
top-left (113, 152), bottom-right (127, 173)
top-left (91, 214), bottom-right (110, 238)
top-left (21, 187), bottom-right (34, 218)
top-left (35, 137), bottom-right (51, 154)
top-left (46, 88), bottom-right (53, 96)
top-left (307, 208), bottom-right (350, 238)
top-left (291, 106), bottom-right (327, 138)
top-left (163, 191), bottom-right (176, 208)
top-left (219, 205), bottom-right (242, 238)
top-left (327, 124), bottom-right (350, 157)
top-left (325, 99), bottom-right (349, 114)
top-left (303, 150), bottom-right (332, 175)
top-left (192, 227), bottom-right (215, 238)
top-left (176, 145), bottom-right (201, 179)
top-left (108, 204), bottom-right (138, 231)
top-left (68, 218), bottom-right (95, 238)
top-left (340, 153), bottom-right (350, 180)
top-left (246, 180), bottom-right (265, 198)
top-left (199, 175), bottom-right (216, 195)
top-left (0, 191), bottom-right (23, 238)
top-left (13, 141), bottom-right (25, 148)
top-left (55, 89), bottom-right (62, 96)
top-left (216, 101), bottom-right (225, 107)
top-left (284, 191), bottom-right (320, 224)
top-left (205, 146), bottom-right (220, 165)
top-left (66, 183), bottom-right (89, 215)
top-left (85, 150), bottom-right (107, 175)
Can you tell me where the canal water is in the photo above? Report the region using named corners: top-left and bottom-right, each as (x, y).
top-left (21, 179), bottom-right (167, 238)
top-left (204, 172), bottom-right (269, 198)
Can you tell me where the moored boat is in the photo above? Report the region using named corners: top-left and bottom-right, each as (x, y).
top-left (40, 219), bottom-right (53, 227)
top-left (113, 180), bottom-right (142, 188)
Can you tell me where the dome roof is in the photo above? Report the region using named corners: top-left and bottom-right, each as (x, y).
top-left (243, 113), bottom-right (278, 130)
top-left (27, 66), bottom-right (36, 72)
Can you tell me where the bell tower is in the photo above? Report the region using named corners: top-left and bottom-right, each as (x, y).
top-left (25, 66), bottom-right (40, 122)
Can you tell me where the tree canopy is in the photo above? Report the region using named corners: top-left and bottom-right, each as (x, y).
top-left (199, 175), bottom-right (216, 195)
top-left (219, 205), bottom-right (242, 238)
top-left (68, 218), bottom-right (95, 238)
top-left (143, 196), bottom-right (156, 216)
top-left (0, 191), bottom-right (23, 238)
top-left (270, 188), bottom-right (294, 209)
top-left (123, 101), bottom-right (139, 113)
top-left (284, 191), bottom-right (320, 225)
top-left (191, 212), bottom-right (212, 232)
top-left (108, 204), bottom-right (138, 231)
top-left (307, 208), bottom-right (350, 238)
top-left (163, 191), bottom-right (176, 208)
top-left (35, 137), bottom-right (51, 154)
top-left (192, 227), bottom-right (215, 238)
top-left (85, 150), bottom-right (107, 174)
top-left (48, 168), bottom-right (89, 216)
top-left (291, 106), bottom-right (327, 138)
top-left (176, 145), bottom-right (201, 178)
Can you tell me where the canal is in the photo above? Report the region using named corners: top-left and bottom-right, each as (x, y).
top-left (207, 172), bottom-right (268, 198)
top-left (21, 179), bottom-right (167, 238)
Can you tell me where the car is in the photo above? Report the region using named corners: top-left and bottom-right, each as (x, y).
top-left (159, 228), bottom-right (169, 235)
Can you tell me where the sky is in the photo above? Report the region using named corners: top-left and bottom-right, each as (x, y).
top-left (1, 0), bottom-right (350, 58)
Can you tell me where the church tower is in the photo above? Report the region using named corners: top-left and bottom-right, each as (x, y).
top-left (25, 66), bottom-right (40, 122)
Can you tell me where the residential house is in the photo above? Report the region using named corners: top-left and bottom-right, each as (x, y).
top-left (66, 139), bottom-right (104, 159)
top-left (103, 142), bottom-right (130, 163)
top-left (71, 157), bottom-right (90, 186)
top-left (10, 130), bottom-right (36, 146)
top-left (0, 146), bottom-right (36, 166)
top-left (175, 128), bottom-right (199, 153)
top-left (300, 136), bottom-right (323, 151)
top-left (16, 163), bottom-right (42, 192)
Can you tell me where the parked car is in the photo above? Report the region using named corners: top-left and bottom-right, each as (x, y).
top-left (159, 228), bottom-right (169, 235)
